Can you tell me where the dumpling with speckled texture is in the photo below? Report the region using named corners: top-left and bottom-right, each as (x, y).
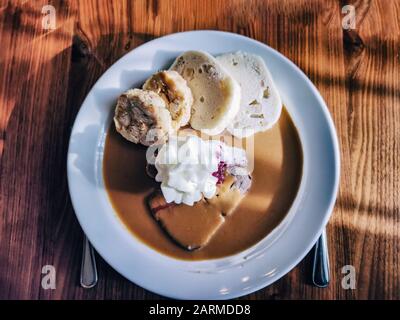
top-left (170, 50), bottom-right (241, 136)
top-left (216, 51), bottom-right (282, 138)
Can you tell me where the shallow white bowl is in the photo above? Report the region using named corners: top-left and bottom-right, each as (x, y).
top-left (67, 30), bottom-right (340, 299)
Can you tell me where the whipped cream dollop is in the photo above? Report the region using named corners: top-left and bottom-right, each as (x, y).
top-left (154, 135), bottom-right (248, 206)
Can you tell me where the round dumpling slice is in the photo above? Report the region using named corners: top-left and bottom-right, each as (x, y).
top-left (143, 70), bottom-right (193, 128)
top-left (216, 51), bottom-right (282, 138)
top-left (170, 51), bottom-right (241, 136)
top-left (113, 88), bottom-right (173, 146)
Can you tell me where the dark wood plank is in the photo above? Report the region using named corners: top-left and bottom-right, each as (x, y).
top-left (0, 0), bottom-right (399, 299)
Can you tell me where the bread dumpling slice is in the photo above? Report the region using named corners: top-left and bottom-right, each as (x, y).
top-left (143, 70), bottom-right (193, 128)
top-left (170, 51), bottom-right (241, 135)
top-left (216, 52), bottom-right (282, 138)
top-left (113, 88), bottom-right (173, 146)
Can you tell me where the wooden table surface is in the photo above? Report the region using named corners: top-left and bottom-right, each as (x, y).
top-left (0, 0), bottom-right (399, 300)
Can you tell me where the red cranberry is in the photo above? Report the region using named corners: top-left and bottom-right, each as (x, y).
top-left (212, 161), bottom-right (227, 185)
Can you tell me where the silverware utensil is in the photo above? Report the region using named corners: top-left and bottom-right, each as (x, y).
top-left (80, 234), bottom-right (98, 288)
top-left (312, 229), bottom-right (330, 287)
top-left (80, 226), bottom-right (329, 288)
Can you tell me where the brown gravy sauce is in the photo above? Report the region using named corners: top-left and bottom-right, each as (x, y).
top-left (103, 108), bottom-right (303, 260)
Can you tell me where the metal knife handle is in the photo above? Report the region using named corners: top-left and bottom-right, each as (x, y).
top-left (312, 229), bottom-right (330, 287)
top-left (80, 235), bottom-right (98, 288)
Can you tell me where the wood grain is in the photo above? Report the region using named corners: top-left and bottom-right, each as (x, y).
top-left (0, 0), bottom-right (399, 299)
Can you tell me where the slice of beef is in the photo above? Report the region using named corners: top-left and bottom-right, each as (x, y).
top-left (206, 175), bottom-right (244, 216)
top-left (147, 175), bottom-right (246, 251)
top-left (147, 191), bottom-right (224, 251)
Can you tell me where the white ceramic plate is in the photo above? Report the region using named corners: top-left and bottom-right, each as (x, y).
top-left (67, 30), bottom-right (340, 299)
